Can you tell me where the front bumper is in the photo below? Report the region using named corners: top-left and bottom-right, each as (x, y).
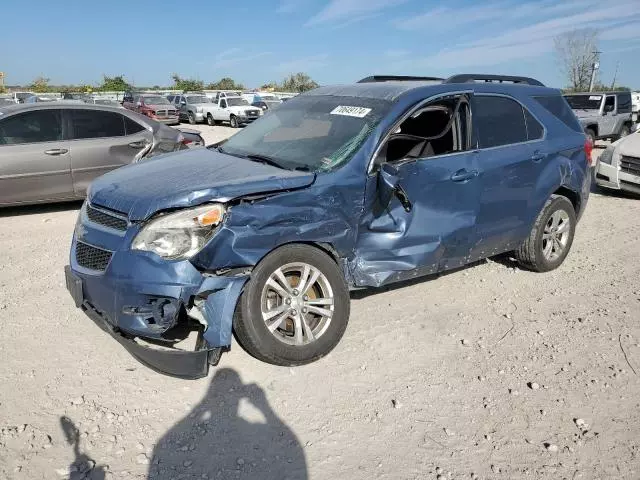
top-left (155, 117), bottom-right (180, 125)
top-left (595, 159), bottom-right (640, 195)
top-left (237, 115), bottom-right (260, 124)
top-left (66, 208), bottom-right (249, 378)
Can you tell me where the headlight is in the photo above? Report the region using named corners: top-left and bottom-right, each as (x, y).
top-left (132, 204), bottom-right (225, 260)
top-left (599, 147), bottom-right (614, 165)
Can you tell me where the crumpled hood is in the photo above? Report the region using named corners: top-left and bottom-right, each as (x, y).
top-left (89, 148), bottom-right (316, 221)
top-left (617, 132), bottom-right (640, 157)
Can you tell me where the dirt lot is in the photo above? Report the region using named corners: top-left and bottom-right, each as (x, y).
top-left (1, 128), bottom-right (639, 480)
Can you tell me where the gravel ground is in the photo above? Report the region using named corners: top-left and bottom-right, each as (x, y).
top-left (1, 128), bottom-right (639, 480)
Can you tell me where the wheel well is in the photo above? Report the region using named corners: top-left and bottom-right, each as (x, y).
top-left (553, 186), bottom-right (580, 215)
top-left (585, 124), bottom-right (598, 136)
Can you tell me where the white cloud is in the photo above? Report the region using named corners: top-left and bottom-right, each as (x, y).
top-left (276, 54), bottom-right (329, 72)
top-left (306, 0), bottom-right (409, 26)
top-left (392, 1), bottom-right (640, 71)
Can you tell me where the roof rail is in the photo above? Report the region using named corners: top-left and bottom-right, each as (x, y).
top-left (444, 74), bottom-right (544, 87)
top-left (357, 75), bottom-right (444, 83)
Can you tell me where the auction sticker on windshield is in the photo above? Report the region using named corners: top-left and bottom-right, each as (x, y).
top-left (330, 106), bottom-right (372, 118)
top-left (589, 96), bottom-right (602, 101)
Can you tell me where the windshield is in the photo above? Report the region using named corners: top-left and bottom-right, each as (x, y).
top-left (187, 95), bottom-right (210, 104)
top-left (143, 96), bottom-right (170, 105)
top-left (226, 97), bottom-right (249, 106)
top-left (220, 95), bottom-right (391, 172)
top-left (564, 94), bottom-right (602, 110)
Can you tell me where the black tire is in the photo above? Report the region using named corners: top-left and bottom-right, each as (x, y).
top-left (515, 195), bottom-right (576, 272)
top-left (585, 128), bottom-right (596, 145)
top-left (229, 115), bottom-right (238, 128)
top-left (188, 112), bottom-right (196, 125)
top-left (234, 244), bottom-right (350, 366)
top-left (206, 114), bottom-right (215, 126)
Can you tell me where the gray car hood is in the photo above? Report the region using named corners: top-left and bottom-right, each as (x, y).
top-left (617, 133), bottom-right (640, 157)
top-left (89, 148), bottom-right (316, 221)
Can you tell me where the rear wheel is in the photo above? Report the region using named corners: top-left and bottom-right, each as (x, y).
top-left (206, 114), bottom-right (215, 126)
top-left (229, 115), bottom-right (239, 128)
top-left (234, 244), bottom-right (350, 366)
top-left (585, 128), bottom-right (596, 145)
top-left (515, 195), bottom-right (576, 272)
top-left (188, 112), bottom-right (196, 125)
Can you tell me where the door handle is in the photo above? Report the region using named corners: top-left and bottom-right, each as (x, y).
top-left (128, 140), bottom-right (148, 148)
top-left (450, 169), bottom-right (479, 182)
top-left (530, 151), bottom-right (547, 162)
top-left (44, 148), bottom-right (68, 155)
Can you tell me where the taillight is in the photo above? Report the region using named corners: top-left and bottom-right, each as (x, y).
top-left (584, 137), bottom-right (593, 166)
top-left (182, 138), bottom-right (192, 145)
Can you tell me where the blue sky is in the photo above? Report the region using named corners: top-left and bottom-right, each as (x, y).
top-left (3, 0), bottom-right (640, 89)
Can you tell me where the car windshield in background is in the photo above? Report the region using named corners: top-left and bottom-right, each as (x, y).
top-left (226, 97), bottom-right (249, 106)
top-left (220, 95), bottom-right (392, 172)
top-left (143, 96), bottom-right (170, 105)
top-left (187, 96), bottom-right (210, 104)
top-left (564, 95), bottom-right (602, 110)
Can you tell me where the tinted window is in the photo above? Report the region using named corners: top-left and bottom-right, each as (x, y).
top-left (71, 109), bottom-right (125, 139)
top-left (617, 93), bottom-right (632, 114)
top-left (124, 116), bottom-right (145, 135)
top-left (534, 96), bottom-right (583, 132)
top-left (524, 109), bottom-right (544, 140)
top-left (0, 109), bottom-right (63, 145)
top-left (604, 96), bottom-right (615, 112)
top-left (220, 100), bottom-right (227, 108)
top-left (474, 96), bottom-right (527, 148)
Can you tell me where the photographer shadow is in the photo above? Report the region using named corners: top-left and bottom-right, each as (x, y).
top-left (149, 368), bottom-right (307, 480)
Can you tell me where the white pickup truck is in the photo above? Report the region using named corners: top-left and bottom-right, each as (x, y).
top-left (210, 95), bottom-right (262, 128)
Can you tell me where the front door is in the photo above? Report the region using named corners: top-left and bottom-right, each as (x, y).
top-left (353, 93), bottom-right (482, 287)
top-left (0, 108), bottom-right (73, 205)
top-left (600, 95), bottom-right (617, 137)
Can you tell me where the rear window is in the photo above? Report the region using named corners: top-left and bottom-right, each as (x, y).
top-left (617, 93), bottom-right (632, 114)
top-left (71, 110), bottom-right (125, 139)
top-left (474, 96), bottom-right (528, 148)
top-left (124, 116), bottom-right (145, 135)
top-left (534, 96), bottom-right (583, 133)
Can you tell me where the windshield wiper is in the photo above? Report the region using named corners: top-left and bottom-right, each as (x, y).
top-left (245, 154), bottom-right (289, 170)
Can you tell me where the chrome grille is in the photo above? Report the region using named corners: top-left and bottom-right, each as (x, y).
top-left (75, 241), bottom-right (113, 271)
top-left (620, 156), bottom-right (640, 176)
top-left (86, 204), bottom-right (127, 231)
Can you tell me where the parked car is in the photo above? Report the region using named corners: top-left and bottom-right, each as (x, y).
top-left (594, 130), bottom-right (640, 195)
top-left (0, 95), bottom-right (14, 107)
top-left (0, 103), bottom-right (190, 206)
top-left (168, 93), bottom-right (218, 125)
top-left (242, 92), bottom-right (282, 111)
top-left (89, 98), bottom-right (124, 108)
top-left (24, 94), bottom-right (59, 103)
top-left (7, 92), bottom-right (35, 104)
top-left (208, 96), bottom-right (262, 128)
top-left (65, 73), bottom-right (591, 378)
top-left (122, 93), bottom-right (179, 125)
top-left (63, 92), bottom-right (91, 102)
top-left (564, 91), bottom-right (636, 143)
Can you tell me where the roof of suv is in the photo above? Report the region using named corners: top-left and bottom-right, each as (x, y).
top-left (306, 74), bottom-right (559, 101)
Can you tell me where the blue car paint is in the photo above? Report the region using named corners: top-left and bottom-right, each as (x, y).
top-left (67, 80), bottom-right (589, 377)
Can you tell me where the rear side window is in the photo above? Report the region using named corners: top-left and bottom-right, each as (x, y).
top-left (124, 116), bottom-right (145, 135)
top-left (617, 93), bottom-right (632, 114)
top-left (524, 109), bottom-right (544, 140)
top-left (0, 109), bottom-right (63, 145)
top-left (533, 96), bottom-right (583, 132)
top-left (71, 109), bottom-right (125, 139)
top-left (474, 96), bottom-right (527, 148)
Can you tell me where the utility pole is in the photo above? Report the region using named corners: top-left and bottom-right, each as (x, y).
top-left (611, 61), bottom-right (619, 89)
top-left (589, 50), bottom-right (601, 92)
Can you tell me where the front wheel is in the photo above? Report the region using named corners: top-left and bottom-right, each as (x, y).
top-left (229, 115), bottom-right (239, 128)
top-left (188, 112), bottom-right (196, 125)
top-left (515, 195), bottom-right (576, 272)
top-left (234, 244), bottom-right (350, 366)
top-left (619, 124), bottom-right (631, 138)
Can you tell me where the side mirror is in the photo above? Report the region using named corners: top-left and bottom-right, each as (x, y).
top-left (377, 163), bottom-right (412, 212)
top-left (136, 102), bottom-right (142, 108)
top-left (180, 100), bottom-right (186, 106)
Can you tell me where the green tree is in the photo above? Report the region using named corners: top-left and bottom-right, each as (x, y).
top-left (279, 72), bottom-right (318, 93)
top-left (100, 75), bottom-right (132, 91)
top-left (29, 76), bottom-right (51, 93)
top-left (171, 74), bottom-right (204, 91)
top-left (207, 77), bottom-right (245, 90)
top-left (0, 85), bottom-right (6, 94)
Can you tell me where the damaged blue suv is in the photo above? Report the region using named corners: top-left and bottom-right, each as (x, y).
top-left (65, 74), bottom-right (591, 378)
